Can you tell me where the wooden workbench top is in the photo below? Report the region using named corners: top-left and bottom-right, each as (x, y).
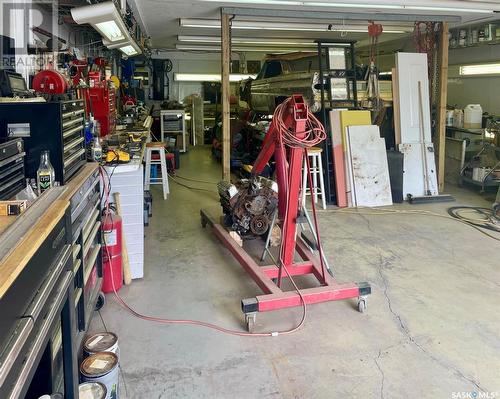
top-left (0, 163), bottom-right (99, 299)
top-left (58, 162), bottom-right (100, 202)
top-left (0, 198), bottom-right (69, 299)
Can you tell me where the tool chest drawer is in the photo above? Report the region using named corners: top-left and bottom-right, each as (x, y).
top-left (67, 168), bottom-right (102, 337)
top-left (0, 138), bottom-right (25, 200)
top-left (0, 216), bottom-right (68, 352)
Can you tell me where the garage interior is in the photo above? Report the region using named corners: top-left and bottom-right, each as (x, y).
top-left (0, 0), bottom-right (499, 398)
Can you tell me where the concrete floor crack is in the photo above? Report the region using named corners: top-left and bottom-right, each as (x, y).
top-left (376, 254), bottom-right (487, 393)
top-left (373, 349), bottom-right (385, 399)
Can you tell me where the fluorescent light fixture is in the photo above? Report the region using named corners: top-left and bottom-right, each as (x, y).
top-left (120, 45), bottom-right (138, 56)
top-left (178, 35), bottom-right (316, 46)
top-left (179, 19), bottom-right (412, 33)
top-left (95, 21), bottom-right (126, 42)
top-left (71, 2), bottom-right (130, 42)
top-left (405, 6), bottom-right (493, 13)
top-left (379, 71), bottom-right (392, 76)
top-left (460, 63), bottom-right (500, 76)
top-left (195, 0), bottom-right (498, 13)
top-left (103, 36), bottom-right (142, 56)
top-left (175, 44), bottom-right (316, 52)
top-left (174, 73), bottom-right (257, 82)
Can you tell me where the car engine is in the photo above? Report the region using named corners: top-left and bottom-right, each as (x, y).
top-left (217, 176), bottom-right (278, 236)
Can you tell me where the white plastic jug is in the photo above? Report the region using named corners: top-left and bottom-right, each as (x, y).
top-left (464, 104), bottom-right (483, 129)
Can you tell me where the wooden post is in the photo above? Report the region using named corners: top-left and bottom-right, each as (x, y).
top-left (221, 12), bottom-right (231, 181)
top-left (436, 22), bottom-right (449, 192)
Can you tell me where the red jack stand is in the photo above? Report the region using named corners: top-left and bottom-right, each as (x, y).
top-left (201, 95), bottom-right (370, 331)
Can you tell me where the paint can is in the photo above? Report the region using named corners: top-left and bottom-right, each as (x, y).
top-left (80, 352), bottom-right (119, 399)
top-left (84, 332), bottom-right (120, 360)
top-left (79, 382), bottom-right (107, 399)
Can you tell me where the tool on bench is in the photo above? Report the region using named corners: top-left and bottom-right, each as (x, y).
top-left (201, 95), bottom-right (371, 332)
top-left (105, 149), bottom-right (130, 164)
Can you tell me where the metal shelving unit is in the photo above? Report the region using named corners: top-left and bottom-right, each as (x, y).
top-left (316, 39), bottom-right (358, 204)
top-left (160, 110), bottom-right (187, 152)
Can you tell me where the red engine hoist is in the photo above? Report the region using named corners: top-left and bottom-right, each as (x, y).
top-left (201, 95), bottom-right (370, 330)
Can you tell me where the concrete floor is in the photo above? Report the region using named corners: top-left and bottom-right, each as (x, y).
top-left (91, 146), bottom-right (500, 399)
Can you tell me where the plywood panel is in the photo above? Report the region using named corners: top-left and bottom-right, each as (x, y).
top-left (347, 126), bottom-right (392, 207)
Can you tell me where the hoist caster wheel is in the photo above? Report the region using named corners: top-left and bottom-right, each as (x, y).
top-left (357, 298), bottom-right (367, 313)
top-left (245, 313), bottom-right (257, 333)
top-left (95, 292), bottom-right (105, 311)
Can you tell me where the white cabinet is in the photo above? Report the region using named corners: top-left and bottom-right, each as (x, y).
top-left (103, 164), bottom-right (144, 279)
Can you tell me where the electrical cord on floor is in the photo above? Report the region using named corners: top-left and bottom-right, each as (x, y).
top-left (167, 173), bottom-right (217, 194)
top-left (318, 206), bottom-right (500, 241)
top-left (447, 206), bottom-right (500, 233)
top-left (99, 166), bottom-right (306, 337)
top-left (173, 174), bottom-right (219, 185)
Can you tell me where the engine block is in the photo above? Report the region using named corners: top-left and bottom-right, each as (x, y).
top-left (217, 176), bottom-right (278, 236)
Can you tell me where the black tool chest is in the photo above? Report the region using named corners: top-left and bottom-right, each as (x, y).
top-left (0, 209), bottom-right (78, 398)
top-left (0, 138), bottom-right (25, 200)
top-left (0, 165), bottom-right (103, 398)
top-left (0, 100), bottom-right (86, 185)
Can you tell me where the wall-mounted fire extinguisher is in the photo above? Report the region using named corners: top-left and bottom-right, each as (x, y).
top-left (101, 208), bottom-right (123, 293)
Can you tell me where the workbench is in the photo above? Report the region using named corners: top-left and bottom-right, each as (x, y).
top-left (0, 163), bottom-right (101, 398)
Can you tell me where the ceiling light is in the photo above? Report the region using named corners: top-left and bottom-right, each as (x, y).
top-left (178, 35), bottom-right (316, 46)
top-left (104, 37), bottom-right (142, 56)
top-left (120, 45), bottom-right (139, 56)
top-left (405, 6), bottom-right (493, 13)
top-left (195, 0), bottom-right (498, 13)
top-left (460, 63), bottom-right (500, 76)
top-left (175, 44), bottom-right (315, 52)
top-left (180, 19), bottom-right (412, 33)
top-left (71, 2), bottom-right (130, 42)
top-left (174, 73), bottom-right (257, 82)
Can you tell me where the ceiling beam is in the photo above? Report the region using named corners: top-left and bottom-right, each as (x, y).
top-left (221, 7), bottom-right (462, 23)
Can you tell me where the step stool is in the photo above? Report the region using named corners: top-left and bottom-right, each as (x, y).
top-left (301, 146), bottom-right (326, 210)
top-left (145, 142), bottom-right (169, 200)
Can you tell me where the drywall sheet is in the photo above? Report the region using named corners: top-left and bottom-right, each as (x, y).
top-left (396, 53), bottom-right (432, 144)
top-left (347, 125), bottom-right (392, 207)
top-left (399, 142), bottom-right (439, 197)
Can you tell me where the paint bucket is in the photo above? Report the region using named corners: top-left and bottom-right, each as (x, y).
top-left (79, 382), bottom-right (107, 399)
top-left (80, 352), bottom-right (119, 399)
top-left (84, 332), bottom-right (120, 360)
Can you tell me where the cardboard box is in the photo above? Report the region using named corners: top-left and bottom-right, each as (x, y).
top-left (0, 200), bottom-right (27, 216)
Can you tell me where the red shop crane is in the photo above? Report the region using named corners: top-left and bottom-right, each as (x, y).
top-left (201, 95), bottom-right (371, 331)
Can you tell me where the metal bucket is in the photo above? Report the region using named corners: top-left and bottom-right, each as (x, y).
top-left (84, 332), bottom-right (120, 360)
top-left (80, 352), bottom-right (119, 399)
top-left (79, 382), bottom-right (107, 399)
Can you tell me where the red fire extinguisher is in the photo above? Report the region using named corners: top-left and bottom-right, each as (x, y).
top-left (101, 210), bottom-right (123, 293)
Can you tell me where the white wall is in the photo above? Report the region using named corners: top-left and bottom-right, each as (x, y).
top-left (447, 45), bottom-right (500, 115)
